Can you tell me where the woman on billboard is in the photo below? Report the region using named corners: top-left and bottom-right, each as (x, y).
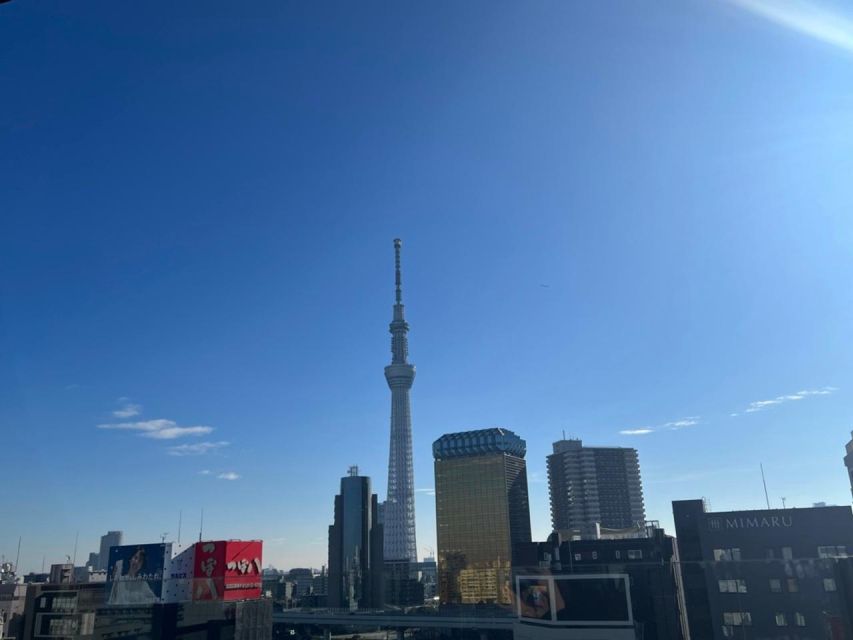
top-left (108, 546), bottom-right (159, 605)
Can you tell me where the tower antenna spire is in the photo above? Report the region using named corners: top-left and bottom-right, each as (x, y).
top-left (394, 238), bottom-right (403, 304)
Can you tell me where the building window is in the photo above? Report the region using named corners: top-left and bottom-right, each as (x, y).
top-left (782, 547), bottom-right (793, 560)
top-left (823, 578), bottom-right (837, 592)
top-left (721, 625), bottom-right (734, 637)
top-left (614, 550), bottom-right (621, 560)
top-left (591, 551), bottom-right (598, 560)
top-left (787, 578), bottom-right (798, 593)
top-left (719, 579), bottom-right (747, 593)
top-left (818, 545), bottom-right (847, 558)
top-left (769, 579), bottom-right (782, 593)
top-left (714, 548), bottom-right (741, 562)
top-left (775, 613), bottom-right (787, 626)
top-left (765, 548), bottom-right (775, 560)
top-left (574, 553), bottom-right (581, 561)
top-left (795, 612), bottom-right (805, 627)
top-left (627, 549), bottom-right (643, 560)
top-left (723, 612), bottom-right (752, 626)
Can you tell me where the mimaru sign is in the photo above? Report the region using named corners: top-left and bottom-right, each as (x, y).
top-left (707, 515), bottom-right (793, 530)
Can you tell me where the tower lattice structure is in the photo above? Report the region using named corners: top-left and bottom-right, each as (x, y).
top-left (383, 238), bottom-right (418, 562)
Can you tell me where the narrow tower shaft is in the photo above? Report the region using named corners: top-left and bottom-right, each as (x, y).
top-left (384, 238), bottom-right (417, 562)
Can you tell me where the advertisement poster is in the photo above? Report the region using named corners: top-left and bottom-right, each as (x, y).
top-left (517, 578), bottom-right (551, 621)
top-left (193, 540), bottom-right (263, 601)
top-left (106, 543), bottom-right (171, 605)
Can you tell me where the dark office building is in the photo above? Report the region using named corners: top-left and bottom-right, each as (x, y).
top-left (513, 524), bottom-right (688, 640)
top-left (673, 498), bottom-right (853, 640)
top-left (327, 466), bottom-right (384, 610)
top-left (92, 599), bottom-right (271, 639)
top-left (383, 559), bottom-right (425, 607)
top-left (547, 439), bottom-right (645, 533)
top-left (433, 428), bottom-right (532, 605)
top-left (20, 582), bottom-right (104, 639)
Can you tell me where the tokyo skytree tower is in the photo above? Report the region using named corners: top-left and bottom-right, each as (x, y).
top-left (383, 238), bottom-right (417, 562)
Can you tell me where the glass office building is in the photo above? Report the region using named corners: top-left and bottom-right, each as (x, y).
top-left (433, 428), bottom-right (532, 605)
top-left (327, 467), bottom-right (384, 610)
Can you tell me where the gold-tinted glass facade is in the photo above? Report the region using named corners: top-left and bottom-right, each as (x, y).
top-left (435, 453), bottom-right (530, 605)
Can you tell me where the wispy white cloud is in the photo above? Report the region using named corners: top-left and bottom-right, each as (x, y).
top-left (198, 469), bottom-right (211, 475)
top-left (619, 416), bottom-right (700, 436)
top-left (167, 441), bottom-right (230, 456)
top-left (415, 488), bottom-right (435, 496)
top-left (662, 417), bottom-right (700, 430)
top-left (142, 426), bottom-right (213, 440)
top-left (98, 418), bottom-right (212, 439)
top-left (727, 0), bottom-right (853, 54)
top-left (113, 399), bottom-right (142, 418)
top-left (217, 471), bottom-right (240, 481)
top-left (98, 419), bottom-right (174, 432)
top-left (743, 387), bottom-right (836, 413)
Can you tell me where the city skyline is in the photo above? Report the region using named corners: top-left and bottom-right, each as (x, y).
top-left (3, 0), bottom-right (853, 574)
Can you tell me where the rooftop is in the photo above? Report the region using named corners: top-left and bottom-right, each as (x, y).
top-left (432, 428), bottom-right (526, 460)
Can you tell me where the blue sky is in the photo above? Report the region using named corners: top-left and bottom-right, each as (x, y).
top-left (2, 0), bottom-right (853, 572)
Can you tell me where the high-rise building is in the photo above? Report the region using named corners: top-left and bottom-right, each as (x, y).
top-left (547, 439), bottom-right (645, 534)
top-left (97, 531), bottom-right (123, 571)
top-left (383, 238), bottom-right (417, 563)
top-left (845, 431), bottom-right (853, 501)
top-left (327, 467), bottom-right (384, 610)
top-left (433, 428), bottom-right (532, 605)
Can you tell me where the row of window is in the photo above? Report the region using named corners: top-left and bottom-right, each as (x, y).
top-left (722, 611), bottom-right (806, 628)
top-left (571, 549), bottom-right (644, 562)
top-left (713, 545), bottom-right (847, 562)
top-left (718, 577), bottom-right (837, 593)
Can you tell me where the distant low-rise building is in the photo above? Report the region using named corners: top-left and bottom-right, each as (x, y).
top-left (48, 564), bottom-right (73, 585)
top-left (0, 583), bottom-right (27, 640)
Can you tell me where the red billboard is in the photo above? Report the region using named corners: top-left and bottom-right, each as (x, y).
top-left (193, 540), bottom-right (263, 601)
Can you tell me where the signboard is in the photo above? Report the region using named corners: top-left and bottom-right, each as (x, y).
top-left (193, 540), bottom-right (263, 601)
top-left (106, 543), bottom-right (171, 605)
top-left (515, 574), bottom-right (633, 627)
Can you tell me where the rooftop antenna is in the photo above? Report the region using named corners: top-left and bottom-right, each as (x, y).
top-left (15, 537), bottom-right (21, 574)
top-left (781, 497), bottom-right (787, 509)
top-left (760, 463), bottom-right (771, 509)
top-left (562, 429), bottom-right (566, 440)
top-left (177, 510), bottom-right (183, 546)
top-left (348, 465), bottom-right (359, 477)
top-left (199, 508), bottom-right (204, 542)
top-left (72, 531), bottom-right (79, 567)
top-left (160, 532), bottom-right (169, 544)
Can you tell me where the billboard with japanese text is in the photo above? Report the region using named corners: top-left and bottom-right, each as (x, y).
top-left (193, 540), bottom-right (262, 601)
top-left (106, 543), bottom-right (171, 605)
